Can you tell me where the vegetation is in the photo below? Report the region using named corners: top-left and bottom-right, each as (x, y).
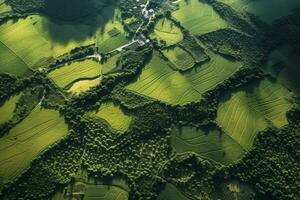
top-left (0, 0), bottom-right (300, 199)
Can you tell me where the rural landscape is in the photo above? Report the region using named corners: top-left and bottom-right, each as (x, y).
top-left (0, 0), bottom-right (299, 199)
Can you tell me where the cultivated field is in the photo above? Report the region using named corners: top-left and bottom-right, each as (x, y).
top-left (162, 47), bottom-right (195, 71)
top-left (150, 18), bottom-right (183, 46)
top-left (0, 106), bottom-right (68, 184)
top-left (0, 42), bottom-right (29, 76)
top-left (48, 59), bottom-right (102, 89)
top-left (92, 102), bottom-right (132, 132)
top-left (126, 52), bottom-right (241, 105)
top-left (68, 77), bottom-right (102, 94)
top-left (172, 0), bottom-right (228, 35)
top-left (217, 79), bottom-right (293, 150)
top-left (0, 15), bottom-right (96, 69)
top-left (0, 94), bottom-right (21, 125)
top-left (157, 183), bottom-right (189, 200)
top-left (221, 0), bottom-right (300, 23)
top-left (84, 184), bottom-right (128, 200)
top-left (96, 9), bottom-right (128, 53)
top-left (171, 126), bottom-right (245, 165)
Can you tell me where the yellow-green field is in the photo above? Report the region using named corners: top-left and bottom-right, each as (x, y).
top-left (0, 0), bottom-right (12, 15)
top-left (150, 18), bottom-right (183, 46)
top-left (48, 59), bottom-right (102, 89)
top-left (217, 79), bottom-right (293, 150)
top-left (92, 102), bottom-right (132, 132)
top-left (96, 9), bottom-right (128, 53)
top-left (171, 126), bottom-right (245, 165)
top-left (0, 106), bottom-right (68, 184)
top-left (172, 0), bottom-right (228, 35)
top-left (48, 54), bottom-right (120, 89)
top-left (68, 77), bottom-right (102, 94)
top-left (126, 52), bottom-right (241, 105)
top-left (162, 47), bottom-right (195, 71)
top-left (0, 94), bottom-right (21, 125)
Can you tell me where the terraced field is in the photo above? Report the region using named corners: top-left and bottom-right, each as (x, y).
top-left (92, 102), bottom-right (132, 132)
top-left (172, 0), bottom-right (228, 36)
top-left (162, 47), bottom-right (195, 71)
top-left (126, 52), bottom-right (241, 105)
top-left (157, 183), bottom-right (189, 200)
top-left (0, 106), bottom-right (68, 184)
top-left (0, 94), bottom-right (21, 125)
top-left (0, 15), bottom-right (96, 69)
top-left (221, 0), bottom-right (300, 23)
top-left (217, 79), bottom-right (293, 150)
top-left (150, 18), bottom-right (183, 46)
top-left (171, 126), bottom-right (245, 164)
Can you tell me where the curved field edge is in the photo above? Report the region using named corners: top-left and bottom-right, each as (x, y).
top-left (0, 106), bottom-right (68, 184)
top-left (217, 78), bottom-right (293, 150)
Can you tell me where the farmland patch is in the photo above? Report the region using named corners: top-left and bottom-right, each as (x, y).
top-left (0, 106), bottom-right (68, 184)
top-left (162, 47), bottom-right (195, 71)
top-left (217, 79), bottom-right (293, 150)
top-left (172, 0), bottom-right (228, 35)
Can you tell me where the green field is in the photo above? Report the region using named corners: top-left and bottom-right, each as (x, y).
top-left (150, 18), bottom-right (183, 46)
top-left (96, 9), bottom-right (128, 53)
top-left (68, 77), bottom-right (102, 95)
top-left (162, 47), bottom-right (195, 71)
top-left (0, 94), bottom-right (21, 125)
top-left (0, 41), bottom-right (30, 76)
top-left (221, 0), bottom-right (300, 23)
top-left (157, 183), bottom-right (189, 200)
top-left (48, 59), bottom-right (101, 89)
top-left (0, 0), bottom-right (12, 15)
top-left (0, 106), bottom-right (68, 184)
top-left (217, 79), bottom-right (293, 150)
top-left (92, 102), bottom-right (132, 132)
top-left (172, 0), bottom-right (228, 35)
top-left (0, 15), bottom-right (96, 69)
top-left (126, 52), bottom-right (241, 105)
top-left (171, 126), bottom-right (245, 165)
top-left (84, 184), bottom-right (128, 200)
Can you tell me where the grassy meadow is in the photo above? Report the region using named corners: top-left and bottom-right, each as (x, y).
top-left (0, 94), bottom-right (21, 125)
top-left (92, 102), bottom-right (132, 132)
top-left (150, 18), bottom-right (183, 46)
top-left (217, 79), bottom-right (293, 150)
top-left (126, 51), bottom-right (241, 105)
top-left (172, 0), bottom-right (228, 35)
top-left (171, 126), bottom-right (245, 165)
top-left (163, 47), bottom-right (195, 71)
top-left (0, 106), bottom-right (68, 184)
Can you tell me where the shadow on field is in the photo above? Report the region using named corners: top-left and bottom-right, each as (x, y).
top-left (41, 0), bottom-right (117, 44)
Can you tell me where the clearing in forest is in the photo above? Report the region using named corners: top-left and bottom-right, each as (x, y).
top-left (172, 0), bottom-right (228, 36)
top-left (150, 18), bottom-right (183, 46)
top-left (162, 46), bottom-right (195, 71)
top-left (91, 102), bottom-right (132, 133)
top-left (0, 106), bottom-right (68, 184)
top-left (126, 51), bottom-right (241, 105)
top-left (68, 77), bottom-right (102, 95)
top-left (217, 79), bottom-right (293, 150)
top-left (0, 94), bottom-right (21, 125)
top-left (171, 126), bottom-right (245, 165)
